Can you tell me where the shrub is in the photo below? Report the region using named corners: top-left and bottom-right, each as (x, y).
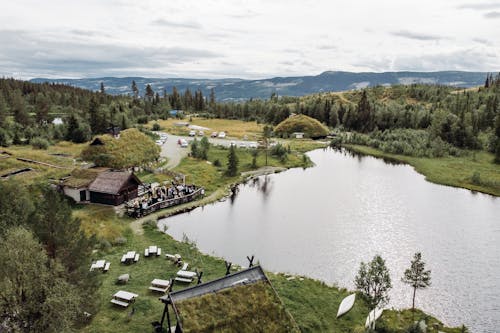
top-left (152, 122), bottom-right (161, 131)
top-left (31, 137), bottom-right (49, 150)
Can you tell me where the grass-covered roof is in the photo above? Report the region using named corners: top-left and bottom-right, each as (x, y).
top-left (274, 114), bottom-right (329, 138)
top-left (174, 280), bottom-right (299, 333)
top-left (80, 129), bottom-right (160, 169)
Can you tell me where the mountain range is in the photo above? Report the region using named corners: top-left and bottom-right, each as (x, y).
top-left (31, 71), bottom-right (489, 101)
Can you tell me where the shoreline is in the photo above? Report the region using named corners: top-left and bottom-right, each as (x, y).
top-left (343, 144), bottom-right (500, 197)
top-left (129, 165), bottom-right (290, 234)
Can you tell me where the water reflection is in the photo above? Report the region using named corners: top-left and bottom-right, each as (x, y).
top-left (160, 148), bottom-right (500, 332)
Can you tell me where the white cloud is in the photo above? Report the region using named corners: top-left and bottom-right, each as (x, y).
top-left (0, 0), bottom-right (499, 79)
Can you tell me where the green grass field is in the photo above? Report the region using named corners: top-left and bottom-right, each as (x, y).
top-left (345, 144), bottom-right (500, 196)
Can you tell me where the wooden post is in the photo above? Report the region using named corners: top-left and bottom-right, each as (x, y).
top-left (225, 261), bottom-right (232, 275)
top-left (246, 255), bottom-right (255, 268)
top-left (166, 303), bottom-right (172, 333)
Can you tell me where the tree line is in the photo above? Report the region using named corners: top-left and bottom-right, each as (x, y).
top-left (1, 75), bottom-right (499, 162)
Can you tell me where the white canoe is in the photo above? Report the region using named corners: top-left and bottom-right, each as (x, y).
top-left (365, 308), bottom-right (384, 328)
top-left (336, 294), bottom-right (356, 318)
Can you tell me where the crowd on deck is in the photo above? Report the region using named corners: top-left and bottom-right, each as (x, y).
top-left (126, 182), bottom-right (203, 217)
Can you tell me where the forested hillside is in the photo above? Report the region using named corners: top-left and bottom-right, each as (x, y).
top-left (1, 75), bottom-right (500, 163)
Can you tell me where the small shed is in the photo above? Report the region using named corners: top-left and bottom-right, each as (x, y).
top-left (292, 132), bottom-right (304, 139)
top-left (88, 171), bottom-right (142, 205)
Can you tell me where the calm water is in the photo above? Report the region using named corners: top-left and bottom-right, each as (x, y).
top-left (159, 148), bottom-right (500, 332)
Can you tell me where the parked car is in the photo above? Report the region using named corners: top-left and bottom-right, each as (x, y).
top-left (198, 130), bottom-right (204, 136)
top-left (248, 142), bottom-right (258, 149)
top-left (189, 130), bottom-right (196, 136)
top-left (230, 141), bottom-right (236, 147)
top-left (180, 139), bottom-right (188, 148)
top-left (211, 132), bottom-right (218, 138)
top-left (239, 142), bottom-right (247, 148)
top-left (155, 140), bottom-right (163, 146)
top-left (218, 132), bottom-right (226, 138)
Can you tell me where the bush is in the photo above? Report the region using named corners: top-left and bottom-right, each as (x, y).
top-left (0, 128), bottom-right (12, 147)
top-left (152, 122), bottom-right (161, 131)
top-left (213, 159), bottom-right (221, 167)
top-left (31, 137), bottom-right (49, 149)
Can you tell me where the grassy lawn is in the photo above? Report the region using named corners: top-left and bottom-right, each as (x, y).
top-left (345, 144), bottom-right (500, 196)
top-left (82, 224), bottom-right (464, 333)
top-left (148, 117), bottom-right (264, 139)
top-left (73, 205), bottom-right (131, 243)
top-left (174, 144), bottom-right (312, 195)
top-left (0, 141), bottom-right (87, 184)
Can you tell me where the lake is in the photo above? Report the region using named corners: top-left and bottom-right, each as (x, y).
top-left (159, 148), bottom-right (500, 332)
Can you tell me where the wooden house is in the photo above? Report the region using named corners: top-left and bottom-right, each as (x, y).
top-left (88, 171), bottom-right (142, 205)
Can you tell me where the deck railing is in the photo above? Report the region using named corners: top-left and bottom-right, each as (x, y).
top-left (126, 187), bottom-right (204, 218)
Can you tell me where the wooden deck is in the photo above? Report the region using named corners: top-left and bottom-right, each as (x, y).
top-left (126, 187), bottom-right (204, 218)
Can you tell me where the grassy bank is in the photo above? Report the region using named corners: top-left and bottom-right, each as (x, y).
top-left (345, 144), bottom-right (500, 196)
top-left (82, 224), bottom-right (463, 333)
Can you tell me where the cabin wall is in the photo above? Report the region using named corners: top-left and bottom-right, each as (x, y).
top-left (64, 187), bottom-right (88, 202)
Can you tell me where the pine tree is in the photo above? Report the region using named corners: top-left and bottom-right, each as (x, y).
top-left (0, 93), bottom-right (6, 127)
top-left (131, 80), bottom-right (139, 99)
top-left (226, 145), bottom-right (239, 176)
top-left (100, 82), bottom-right (105, 94)
top-left (35, 93), bottom-right (49, 124)
top-left (145, 84), bottom-right (154, 102)
top-left (209, 88), bottom-right (216, 110)
top-left (12, 90), bottom-right (30, 126)
top-left (402, 252), bottom-right (431, 311)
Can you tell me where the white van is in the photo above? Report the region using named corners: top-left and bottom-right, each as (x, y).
top-left (218, 132), bottom-right (226, 138)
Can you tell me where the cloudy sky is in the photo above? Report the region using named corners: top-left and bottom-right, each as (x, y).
top-left (1, 0), bottom-right (499, 79)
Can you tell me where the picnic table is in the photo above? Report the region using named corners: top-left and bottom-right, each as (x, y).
top-left (90, 259), bottom-right (110, 272)
top-left (149, 278), bottom-right (170, 293)
top-left (121, 251), bottom-right (139, 264)
top-left (145, 245), bottom-right (162, 257)
top-left (110, 290), bottom-right (138, 307)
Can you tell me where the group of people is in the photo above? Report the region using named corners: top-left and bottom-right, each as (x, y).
top-left (126, 182), bottom-right (203, 215)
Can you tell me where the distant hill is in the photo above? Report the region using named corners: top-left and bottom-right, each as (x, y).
top-left (31, 71), bottom-right (489, 101)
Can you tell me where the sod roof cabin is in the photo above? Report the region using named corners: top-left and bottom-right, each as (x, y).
top-left (158, 266), bottom-right (299, 333)
top-left (88, 171), bottom-right (142, 205)
top-left (274, 114), bottom-right (329, 139)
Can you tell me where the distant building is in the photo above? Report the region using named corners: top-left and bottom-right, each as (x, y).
top-left (169, 110), bottom-right (184, 117)
top-left (157, 266), bottom-right (299, 333)
top-left (292, 132), bottom-right (304, 139)
top-left (52, 117), bottom-right (64, 125)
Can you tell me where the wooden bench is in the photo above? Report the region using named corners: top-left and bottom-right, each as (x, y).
top-left (174, 277), bottom-right (193, 284)
top-left (148, 286), bottom-right (168, 293)
top-left (134, 254), bottom-right (139, 262)
top-left (121, 256), bottom-right (126, 263)
top-left (103, 262), bottom-right (110, 273)
top-left (110, 299), bottom-right (129, 307)
top-left (157, 248), bottom-right (161, 256)
top-left (144, 249), bottom-right (149, 257)
top-left (181, 262), bottom-right (188, 271)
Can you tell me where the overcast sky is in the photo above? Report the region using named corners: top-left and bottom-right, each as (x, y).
top-left (1, 0), bottom-right (499, 79)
